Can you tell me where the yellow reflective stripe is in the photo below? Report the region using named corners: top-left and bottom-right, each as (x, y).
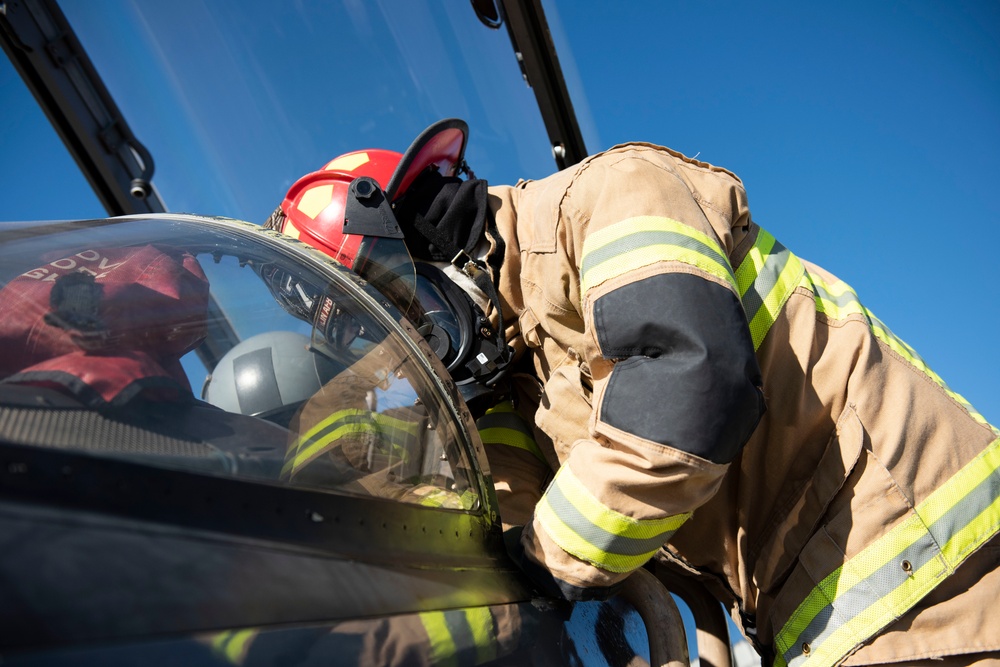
top-left (465, 606), bottom-right (499, 664)
top-left (774, 437), bottom-right (1000, 667)
top-left (477, 426), bottom-right (543, 461)
top-left (283, 420), bottom-right (380, 476)
top-left (210, 631), bottom-right (234, 656)
top-left (475, 400), bottom-right (545, 464)
top-left (412, 487), bottom-right (463, 509)
top-left (866, 310), bottom-right (994, 431)
top-left (805, 272), bottom-right (995, 432)
top-left (805, 273), bottom-right (868, 320)
top-left (419, 607), bottom-right (498, 666)
top-left (296, 408), bottom-right (369, 446)
top-left (284, 409), bottom-right (421, 476)
top-left (484, 400), bottom-right (515, 414)
top-left (580, 216), bottom-right (736, 295)
top-left (210, 629), bottom-right (258, 666)
top-left (537, 465), bottom-right (691, 573)
top-left (734, 228), bottom-right (806, 350)
top-left (419, 611), bottom-right (458, 667)
top-left (295, 409), bottom-right (420, 447)
top-left (369, 413), bottom-right (421, 460)
top-left (460, 489), bottom-right (479, 511)
top-left (921, 436), bottom-right (1000, 561)
top-left (417, 488), bottom-right (454, 507)
top-left (788, 518), bottom-right (946, 667)
top-left (371, 412), bottom-right (422, 436)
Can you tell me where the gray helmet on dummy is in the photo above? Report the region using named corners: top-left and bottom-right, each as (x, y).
top-left (202, 331), bottom-right (340, 427)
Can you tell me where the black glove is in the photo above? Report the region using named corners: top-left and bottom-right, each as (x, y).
top-left (503, 525), bottom-right (622, 602)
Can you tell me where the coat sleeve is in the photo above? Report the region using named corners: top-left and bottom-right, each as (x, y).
top-left (520, 149), bottom-right (766, 599)
top-left (476, 399), bottom-right (551, 531)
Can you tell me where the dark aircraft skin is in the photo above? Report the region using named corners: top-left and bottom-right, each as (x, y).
top-left (0, 215), bottom-right (657, 666)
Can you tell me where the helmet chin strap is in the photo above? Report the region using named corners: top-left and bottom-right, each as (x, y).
top-left (433, 235), bottom-right (490, 312)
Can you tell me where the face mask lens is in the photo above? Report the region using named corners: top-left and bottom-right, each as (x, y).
top-left (353, 237), bottom-right (417, 316)
top-left (415, 274), bottom-right (461, 355)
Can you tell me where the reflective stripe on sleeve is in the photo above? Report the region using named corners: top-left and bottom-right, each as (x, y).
top-left (536, 465), bottom-right (691, 573)
top-left (419, 607), bottom-right (499, 667)
top-left (475, 400), bottom-right (545, 464)
top-left (805, 274), bottom-right (868, 321)
top-left (420, 611), bottom-right (458, 667)
top-left (866, 308), bottom-right (995, 433)
top-left (582, 222), bottom-right (806, 351)
top-left (773, 436), bottom-right (1000, 667)
top-left (466, 606), bottom-right (500, 664)
top-left (580, 216), bottom-right (736, 295)
top-left (734, 228), bottom-right (805, 350)
top-left (210, 628), bottom-right (259, 666)
top-left (283, 409), bottom-right (420, 476)
top-left (407, 486), bottom-right (478, 510)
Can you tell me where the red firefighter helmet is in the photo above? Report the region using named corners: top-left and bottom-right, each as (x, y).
top-left (268, 119), bottom-right (469, 315)
top-left (275, 148), bottom-right (401, 268)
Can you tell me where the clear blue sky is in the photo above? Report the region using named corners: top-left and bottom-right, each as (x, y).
top-left (1, 0), bottom-right (997, 428)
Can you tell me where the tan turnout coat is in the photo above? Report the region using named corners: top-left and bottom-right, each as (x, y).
top-left (483, 143), bottom-right (1000, 666)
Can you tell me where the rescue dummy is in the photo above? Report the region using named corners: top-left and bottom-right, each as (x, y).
top-left (0, 243), bottom-right (290, 475)
top-left (0, 244), bottom-right (209, 405)
top-left (266, 119), bottom-right (1000, 666)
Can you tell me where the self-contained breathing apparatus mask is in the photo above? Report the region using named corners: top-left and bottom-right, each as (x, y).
top-left (412, 261), bottom-right (510, 413)
top-left (257, 236), bottom-right (512, 415)
top-left (268, 119), bottom-right (514, 415)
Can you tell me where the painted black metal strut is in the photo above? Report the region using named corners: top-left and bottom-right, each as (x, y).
top-left (476, 0), bottom-right (589, 170)
top-left (0, 0), bottom-right (164, 215)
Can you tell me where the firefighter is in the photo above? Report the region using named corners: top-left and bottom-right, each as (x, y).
top-left (266, 119), bottom-right (1000, 666)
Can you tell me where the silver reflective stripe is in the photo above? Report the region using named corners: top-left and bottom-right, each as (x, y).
top-left (443, 608), bottom-right (479, 667)
top-left (739, 236), bottom-right (793, 324)
top-left (808, 279), bottom-right (863, 313)
top-left (544, 475), bottom-right (679, 557)
top-left (781, 530), bottom-right (943, 667)
top-left (806, 270), bottom-right (993, 431)
top-left (775, 438), bottom-right (1000, 667)
top-left (929, 471), bottom-right (1000, 545)
top-left (734, 229), bottom-right (805, 350)
top-left (581, 229), bottom-right (735, 284)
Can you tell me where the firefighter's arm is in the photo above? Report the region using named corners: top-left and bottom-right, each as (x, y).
top-left (283, 342), bottom-right (404, 481)
top-left (476, 399), bottom-right (550, 532)
top-left (520, 150), bottom-right (765, 599)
